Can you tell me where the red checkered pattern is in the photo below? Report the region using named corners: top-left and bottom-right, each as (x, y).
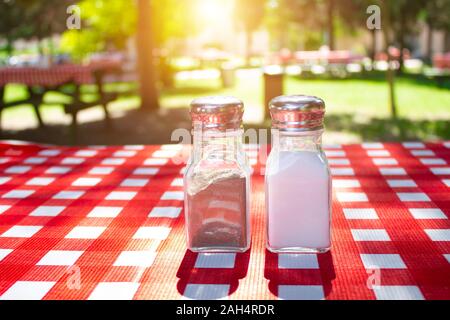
top-left (0, 61), bottom-right (120, 87)
top-left (0, 140), bottom-right (448, 300)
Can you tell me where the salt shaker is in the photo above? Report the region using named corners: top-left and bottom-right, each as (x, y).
top-left (184, 96), bottom-right (251, 252)
top-left (266, 95), bottom-right (331, 253)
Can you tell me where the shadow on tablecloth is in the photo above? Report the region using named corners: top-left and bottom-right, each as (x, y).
top-left (176, 250), bottom-right (250, 299)
top-left (265, 250), bottom-right (336, 299)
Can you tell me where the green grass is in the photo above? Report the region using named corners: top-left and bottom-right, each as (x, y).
top-left (2, 70), bottom-right (449, 130)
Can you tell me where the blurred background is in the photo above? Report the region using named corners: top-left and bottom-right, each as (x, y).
top-left (0, 0), bottom-right (449, 145)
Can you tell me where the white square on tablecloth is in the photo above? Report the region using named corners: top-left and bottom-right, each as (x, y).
top-left (26, 177), bottom-right (55, 186)
top-left (424, 229), bottom-right (450, 241)
top-left (0, 281), bottom-right (56, 300)
top-left (330, 168), bottom-right (355, 176)
top-left (328, 159), bottom-right (350, 166)
top-left (38, 149), bottom-right (61, 157)
top-left (105, 191), bottom-right (137, 201)
top-left (397, 192), bottom-right (430, 202)
top-left (444, 254), bottom-right (450, 263)
top-left (113, 150), bottom-right (137, 157)
top-left (113, 251), bottom-right (157, 267)
top-left (0, 177), bottom-right (11, 185)
top-left (65, 226), bottom-right (106, 239)
top-left (75, 150), bottom-right (97, 157)
top-left (324, 150), bottom-right (346, 157)
top-left (0, 249), bottom-right (13, 262)
top-left (72, 177), bottom-right (102, 187)
top-left (430, 167), bottom-right (450, 175)
top-left (1, 225), bottom-right (43, 238)
top-left (45, 166), bottom-right (71, 174)
top-left (333, 179), bottom-right (361, 189)
top-left (2, 190), bottom-right (35, 199)
top-left (351, 229), bottom-right (391, 241)
top-left (443, 179), bottom-right (450, 187)
top-left (360, 254), bottom-right (406, 269)
top-left (362, 143), bottom-right (384, 149)
top-left (409, 209), bottom-right (447, 220)
top-left (195, 253), bottom-right (236, 269)
top-left (132, 226), bottom-right (171, 240)
top-left (337, 192), bottom-right (368, 202)
top-left (133, 167), bottom-right (159, 176)
top-left (37, 250), bottom-right (84, 266)
top-left (5, 166), bottom-right (31, 174)
top-left (124, 145), bottom-right (144, 150)
top-left (386, 179), bottom-right (417, 187)
top-left (161, 144), bottom-right (184, 151)
top-left (278, 285), bottom-right (325, 300)
top-left (52, 190), bottom-right (85, 200)
top-left (0, 205), bottom-right (11, 215)
top-left (101, 158), bottom-right (126, 166)
top-left (0, 157), bottom-right (10, 164)
top-left (278, 254), bottom-right (319, 269)
top-left (411, 150), bottom-right (434, 157)
top-left (61, 157), bottom-right (85, 165)
top-left (170, 178), bottom-right (184, 187)
top-left (152, 150), bottom-right (178, 158)
top-left (372, 158), bottom-right (398, 166)
top-left (89, 167), bottom-right (114, 175)
top-left (144, 158), bottom-right (168, 166)
top-left (88, 206), bottom-right (123, 218)
top-left (161, 191), bottom-right (184, 201)
top-left (420, 158), bottom-right (446, 165)
top-left (30, 206), bottom-right (66, 217)
top-left (379, 168), bottom-right (407, 176)
top-left (24, 157), bottom-right (47, 164)
top-left (372, 285), bottom-right (424, 300)
top-left (402, 142), bottom-right (425, 149)
top-left (183, 284), bottom-right (230, 300)
top-left (148, 207), bottom-right (182, 218)
top-left (367, 150), bottom-right (391, 157)
top-left (343, 208), bottom-right (378, 220)
top-left (88, 282), bottom-right (140, 300)
top-left (120, 178), bottom-right (149, 187)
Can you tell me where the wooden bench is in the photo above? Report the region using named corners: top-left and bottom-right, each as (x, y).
top-left (61, 70), bottom-right (118, 143)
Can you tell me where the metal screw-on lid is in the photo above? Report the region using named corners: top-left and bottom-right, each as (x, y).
top-left (269, 95), bottom-right (325, 131)
top-left (190, 96), bottom-right (244, 130)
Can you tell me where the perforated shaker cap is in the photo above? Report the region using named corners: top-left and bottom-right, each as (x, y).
top-left (269, 95), bottom-right (325, 131)
top-left (190, 96), bottom-right (244, 130)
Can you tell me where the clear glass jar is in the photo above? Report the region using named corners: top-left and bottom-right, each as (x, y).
top-left (184, 96), bottom-right (251, 252)
top-left (266, 95), bottom-right (331, 253)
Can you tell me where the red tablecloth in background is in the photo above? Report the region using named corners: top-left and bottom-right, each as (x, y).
top-left (0, 141), bottom-right (448, 300)
top-left (0, 61), bottom-right (121, 87)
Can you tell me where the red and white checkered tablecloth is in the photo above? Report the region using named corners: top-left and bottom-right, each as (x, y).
top-left (0, 140), bottom-right (448, 300)
top-left (0, 61), bottom-right (121, 87)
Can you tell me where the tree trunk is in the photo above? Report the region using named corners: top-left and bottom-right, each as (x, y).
top-left (398, 15), bottom-right (406, 73)
top-left (445, 30), bottom-right (450, 53)
top-left (6, 37), bottom-right (13, 56)
top-left (137, 0), bottom-right (160, 112)
top-left (371, 29), bottom-right (377, 62)
top-left (380, 0), bottom-right (397, 119)
top-left (426, 22), bottom-right (434, 64)
top-left (245, 29), bottom-right (253, 67)
top-left (327, 0), bottom-right (335, 50)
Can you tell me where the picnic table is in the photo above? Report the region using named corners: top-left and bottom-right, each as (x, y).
top-left (0, 140), bottom-right (448, 300)
top-left (0, 61), bottom-right (121, 140)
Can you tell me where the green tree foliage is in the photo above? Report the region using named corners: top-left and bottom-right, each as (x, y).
top-left (150, 0), bottom-right (200, 48)
top-left (60, 0), bottom-right (137, 60)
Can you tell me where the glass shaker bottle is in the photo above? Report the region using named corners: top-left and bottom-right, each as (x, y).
top-left (184, 96), bottom-right (251, 252)
top-left (266, 95), bottom-right (331, 253)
